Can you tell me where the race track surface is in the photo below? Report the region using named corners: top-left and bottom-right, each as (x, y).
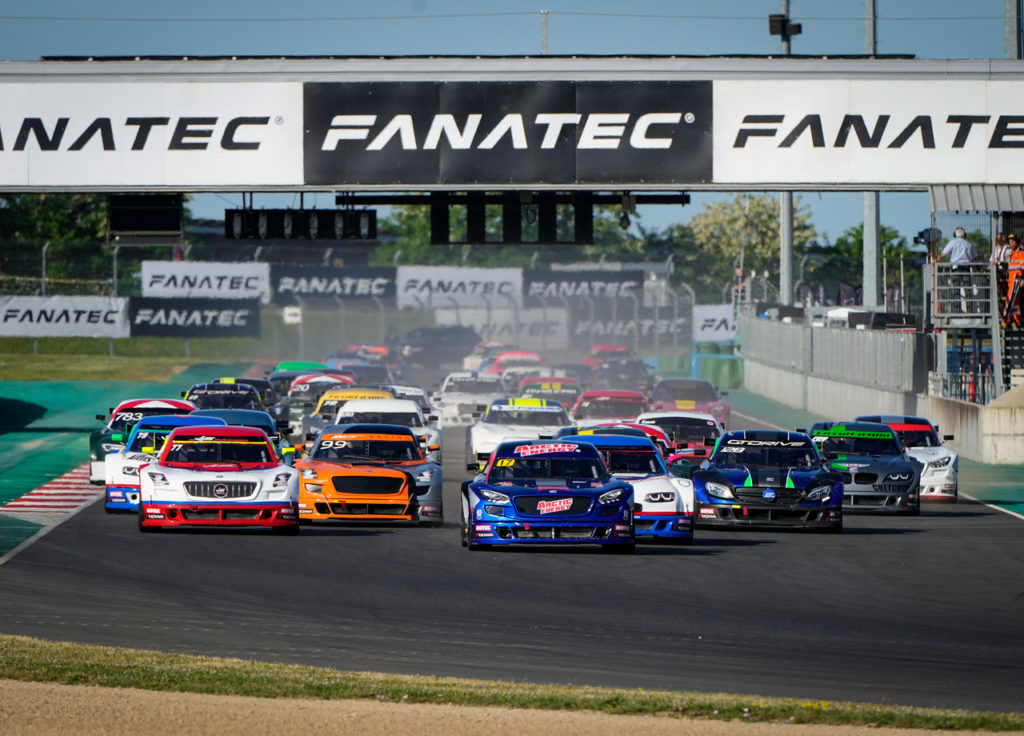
top-left (0, 381), bottom-right (1022, 713)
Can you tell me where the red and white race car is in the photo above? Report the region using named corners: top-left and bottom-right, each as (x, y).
top-left (138, 425), bottom-right (299, 533)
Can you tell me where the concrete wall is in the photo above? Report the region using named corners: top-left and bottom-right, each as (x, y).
top-left (744, 357), bottom-right (1023, 464)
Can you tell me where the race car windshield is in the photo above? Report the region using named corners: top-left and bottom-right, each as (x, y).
top-left (602, 448), bottom-right (665, 475)
top-left (109, 407), bottom-right (188, 433)
top-left (521, 386), bottom-right (579, 402)
top-left (714, 443), bottom-right (818, 468)
top-left (127, 428), bottom-right (175, 451)
top-left (643, 419), bottom-right (720, 443)
top-left (164, 439), bottom-right (274, 464)
top-left (444, 378), bottom-right (502, 393)
top-left (337, 412), bottom-right (423, 427)
top-left (189, 392), bottom-right (262, 410)
top-left (814, 434), bottom-right (901, 456)
top-left (897, 429), bottom-right (941, 447)
top-left (485, 408), bottom-right (569, 426)
top-left (574, 400), bottom-right (644, 419)
top-left (652, 382), bottom-right (717, 401)
top-left (314, 438), bottom-right (422, 462)
top-left (487, 457), bottom-right (606, 483)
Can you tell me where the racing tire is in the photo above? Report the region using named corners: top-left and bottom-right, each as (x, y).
top-left (907, 505), bottom-right (921, 517)
top-left (461, 514), bottom-right (481, 550)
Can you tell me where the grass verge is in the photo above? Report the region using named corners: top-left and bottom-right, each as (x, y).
top-left (0, 635), bottom-right (1021, 731)
top-left (0, 354), bottom-right (229, 381)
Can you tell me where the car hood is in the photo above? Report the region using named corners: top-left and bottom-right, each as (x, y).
top-left (824, 454), bottom-right (915, 474)
top-left (701, 465), bottom-right (826, 490)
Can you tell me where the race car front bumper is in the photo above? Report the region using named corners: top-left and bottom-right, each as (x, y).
top-left (106, 485), bottom-right (141, 511)
top-left (697, 501), bottom-right (841, 529)
top-left (842, 485), bottom-right (919, 513)
top-left (634, 511), bottom-right (694, 541)
top-left (140, 501), bottom-right (298, 530)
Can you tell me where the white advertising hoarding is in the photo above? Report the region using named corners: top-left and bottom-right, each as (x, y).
top-left (435, 307), bottom-right (568, 350)
top-left (141, 261), bottom-right (271, 304)
top-left (714, 79), bottom-right (1024, 185)
top-left (692, 304), bottom-right (737, 342)
top-left (0, 82), bottom-right (303, 187)
top-left (0, 296), bottom-right (129, 338)
top-left (396, 266), bottom-right (522, 309)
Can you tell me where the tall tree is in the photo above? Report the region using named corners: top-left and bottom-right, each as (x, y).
top-left (0, 193), bottom-right (107, 279)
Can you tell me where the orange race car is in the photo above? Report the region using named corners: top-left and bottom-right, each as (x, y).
top-left (293, 423), bottom-right (443, 526)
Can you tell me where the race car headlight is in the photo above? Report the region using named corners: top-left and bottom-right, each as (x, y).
top-left (644, 491), bottom-right (676, 503)
top-left (414, 467), bottom-right (437, 485)
top-left (804, 485), bottom-right (833, 502)
top-left (147, 471), bottom-right (169, 487)
top-left (928, 457), bottom-right (952, 469)
top-left (101, 443), bottom-right (122, 452)
top-left (123, 465), bottom-right (141, 476)
top-left (598, 488), bottom-right (625, 505)
top-left (479, 489), bottom-right (510, 504)
top-left (304, 483), bottom-right (323, 493)
top-left (705, 482), bottom-right (734, 499)
top-left (300, 468), bottom-right (318, 480)
top-left (710, 406), bottom-right (725, 415)
top-left (272, 472), bottom-right (291, 488)
top-left (886, 472), bottom-right (913, 482)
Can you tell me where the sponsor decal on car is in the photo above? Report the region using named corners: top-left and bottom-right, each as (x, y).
top-left (513, 443), bottom-right (580, 457)
top-left (537, 498), bottom-right (573, 514)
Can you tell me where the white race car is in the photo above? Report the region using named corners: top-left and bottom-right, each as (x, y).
top-left (432, 371), bottom-right (505, 427)
top-left (138, 425), bottom-right (299, 533)
top-left (466, 398), bottom-right (573, 469)
top-left (563, 432), bottom-right (695, 544)
top-left (856, 414), bottom-right (959, 502)
top-left (332, 398), bottom-right (442, 463)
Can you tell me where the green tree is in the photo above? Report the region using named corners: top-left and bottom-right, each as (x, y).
top-left (0, 194), bottom-right (108, 279)
top-left (660, 194), bottom-right (817, 302)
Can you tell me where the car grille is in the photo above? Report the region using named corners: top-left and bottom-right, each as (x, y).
top-left (842, 472), bottom-right (879, 485)
top-left (512, 526), bottom-right (605, 540)
top-left (734, 487), bottom-right (804, 504)
top-left (513, 496), bottom-right (593, 516)
top-left (331, 475), bottom-right (406, 494)
top-left (179, 508), bottom-right (262, 520)
top-left (314, 502), bottom-right (412, 516)
top-left (184, 481), bottom-right (256, 499)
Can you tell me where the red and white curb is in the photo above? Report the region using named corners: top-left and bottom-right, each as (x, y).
top-left (0, 463), bottom-right (103, 523)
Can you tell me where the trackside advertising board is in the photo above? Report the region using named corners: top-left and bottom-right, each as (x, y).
top-left (270, 265), bottom-right (397, 302)
top-left (396, 266), bottom-right (522, 309)
top-left (522, 269), bottom-right (645, 308)
top-left (0, 83), bottom-right (303, 187)
top-left (692, 304), bottom-right (737, 342)
top-left (141, 262), bottom-right (271, 304)
top-left (128, 298), bottom-right (261, 338)
top-left (0, 296), bottom-right (129, 338)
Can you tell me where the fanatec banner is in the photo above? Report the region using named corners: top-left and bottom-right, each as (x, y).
top-left (396, 266), bottom-right (522, 309)
top-left (0, 296), bottom-right (129, 338)
top-left (304, 81), bottom-right (713, 186)
top-left (270, 265), bottom-right (397, 302)
top-left (128, 298), bottom-right (261, 338)
top-left (0, 83), bottom-right (303, 187)
top-left (141, 262), bottom-right (271, 304)
top-left (522, 269), bottom-right (646, 308)
top-left (692, 304), bottom-right (737, 342)
top-left (714, 79), bottom-right (1024, 184)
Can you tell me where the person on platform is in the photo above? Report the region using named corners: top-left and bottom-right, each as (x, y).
top-left (935, 227), bottom-right (980, 313)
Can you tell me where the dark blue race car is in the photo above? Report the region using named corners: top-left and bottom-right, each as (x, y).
top-left (461, 439), bottom-right (635, 552)
top-left (694, 429), bottom-right (843, 532)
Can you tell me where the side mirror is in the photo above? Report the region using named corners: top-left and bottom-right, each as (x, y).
top-left (796, 427), bottom-right (806, 433)
top-left (466, 462), bottom-right (481, 472)
top-left (427, 444), bottom-right (440, 452)
top-left (474, 404), bottom-right (487, 413)
top-left (281, 446), bottom-right (296, 456)
top-left (427, 414), bottom-right (438, 423)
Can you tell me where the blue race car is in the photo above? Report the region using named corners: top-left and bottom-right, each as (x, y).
top-left (461, 439), bottom-right (635, 552)
top-left (561, 433), bottom-right (694, 544)
top-left (694, 429), bottom-right (843, 532)
top-left (104, 414), bottom-right (226, 512)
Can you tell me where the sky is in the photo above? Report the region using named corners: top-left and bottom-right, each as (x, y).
top-left (0, 0), bottom-right (1011, 245)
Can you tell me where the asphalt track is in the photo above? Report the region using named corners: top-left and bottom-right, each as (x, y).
top-left (0, 376), bottom-right (1022, 713)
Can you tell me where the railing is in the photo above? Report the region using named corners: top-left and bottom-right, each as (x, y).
top-left (930, 262), bottom-right (997, 325)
